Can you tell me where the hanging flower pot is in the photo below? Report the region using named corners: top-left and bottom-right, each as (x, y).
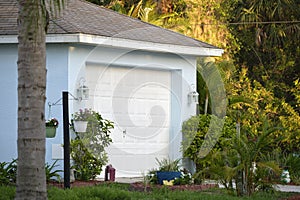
top-left (73, 121), bottom-right (88, 133)
top-left (46, 126), bottom-right (57, 138)
top-left (72, 109), bottom-right (92, 133)
top-left (45, 118), bottom-right (59, 138)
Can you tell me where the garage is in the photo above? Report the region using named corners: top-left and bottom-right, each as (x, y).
top-left (86, 64), bottom-right (171, 177)
top-left (0, 0), bottom-right (223, 182)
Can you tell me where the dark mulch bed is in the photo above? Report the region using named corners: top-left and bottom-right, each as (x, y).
top-left (129, 182), bottom-right (218, 192)
top-left (48, 180), bottom-right (218, 192)
top-left (283, 194), bottom-right (300, 200)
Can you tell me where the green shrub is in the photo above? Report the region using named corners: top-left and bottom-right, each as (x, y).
top-left (0, 159), bottom-right (17, 186)
top-left (71, 139), bottom-right (104, 181)
top-left (156, 157), bottom-right (180, 171)
top-left (0, 159), bottom-right (63, 185)
top-left (182, 114), bottom-right (235, 173)
top-left (71, 109), bottom-right (114, 181)
top-left (286, 153), bottom-right (300, 183)
top-left (45, 160), bottom-right (62, 182)
top-left (173, 169), bottom-right (193, 185)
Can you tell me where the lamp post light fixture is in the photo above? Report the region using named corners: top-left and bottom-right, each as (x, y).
top-left (77, 78), bottom-right (89, 100)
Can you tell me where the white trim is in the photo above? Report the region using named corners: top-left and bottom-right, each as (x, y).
top-left (0, 33), bottom-right (224, 56)
top-left (0, 35), bottom-right (17, 43)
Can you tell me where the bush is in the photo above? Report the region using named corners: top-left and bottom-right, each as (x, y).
top-left (0, 159), bottom-right (17, 186)
top-left (182, 114), bottom-right (235, 173)
top-left (71, 139), bottom-right (105, 181)
top-left (286, 153), bottom-right (300, 184)
top-left (71, 109), bottom-right (114, 181)
top-left (45, 160), bottom-right (62, 182)
top-left (173, 169), bottom-right (193, 185)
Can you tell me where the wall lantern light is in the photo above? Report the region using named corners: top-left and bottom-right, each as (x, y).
top-left (77, 78), bottom-right (89, 101)
top-left (188, 84), bottom-right (199, 104)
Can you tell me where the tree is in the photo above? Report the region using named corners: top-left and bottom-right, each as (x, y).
top-left (16, 1), bottom-right (63, 199)
top-left (224, 0), bottom-right (300, 109)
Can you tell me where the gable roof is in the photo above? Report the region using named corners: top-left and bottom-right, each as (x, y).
top-left (0, 0), bottom-right (223, 56)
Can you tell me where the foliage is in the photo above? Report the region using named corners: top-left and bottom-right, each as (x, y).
top-left (173, 169), bottom-right (193, 185)
top-left (155, 157), bottom-right (181, 172)
top-left (0, 159), bottom-right (17, 186)
top-left (286, 154), bottom-right (300, 184)
top-left (70, 109), bottom-right (114, 181)
top-left (0, 185), bottom-right (15, 200)
top-left (201, 117), bottom-right (281, 196)
top-left (72, 108), bottom-right (93, 121)
top-left (274, 152), bottom-right (300, 185)
top-left (145, 158), bottom-right (183, 185)
top-left (146, 158), bottom-right (193, 185)
top-left (222, 0), bottom-right (300, 111)
top-left (197, 58), bottom-right (228, 116)
top-left (182, 114), bottom-right (236, 172)
top-left (225, 68), bottom-right (300, 153)
top-left (0, 183), bottom-right (296, 200)
top-left (45, 160), bottom-right (62, 182)
top-left (45, 118), bottom-right (59, 127)
top-left (0, 159), bottom-right (64, 185)
top-left (145, 168), bottom-right (159, 185)
top-left (183, 0), bottom-right (239, 59)
top-left (71, 139), bottom-right (104, 181)
top-left (48, 185), bottom-right (131, 200)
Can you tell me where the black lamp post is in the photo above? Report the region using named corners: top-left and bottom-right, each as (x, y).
top-left (62, 91), bottom-right (70, 189)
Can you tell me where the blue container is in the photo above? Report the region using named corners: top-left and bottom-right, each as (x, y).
top-left (156, 171), bottom-right (181, 185)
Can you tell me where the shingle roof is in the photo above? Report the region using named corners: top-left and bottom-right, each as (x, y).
top-left (0, 0), bottom-right (221, 51)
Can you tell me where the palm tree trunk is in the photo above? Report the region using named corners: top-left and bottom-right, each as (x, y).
top-left (204, 91), bottom-right (208, 114)
top-left (16, 0), bottom-right (47, 199)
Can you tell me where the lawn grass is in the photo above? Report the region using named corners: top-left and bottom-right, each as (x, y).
top-left (0, 183), bottom-right (296, 200)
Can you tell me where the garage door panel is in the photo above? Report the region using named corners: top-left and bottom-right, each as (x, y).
top-left (87, 65), bottom-right (171, 177)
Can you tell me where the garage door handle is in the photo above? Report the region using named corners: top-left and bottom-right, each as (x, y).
top-left (123, 129), bottom-right (126, 138)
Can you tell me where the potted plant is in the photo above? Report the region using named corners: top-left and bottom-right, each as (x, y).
top-left (71, 109), bottom-right (91, 133)
top-left (45, 118), bottom-right (59, 138)
top-left (70, 109), bottom-right (114, 181)
top-left (155, 158), bottom-right (181, 185)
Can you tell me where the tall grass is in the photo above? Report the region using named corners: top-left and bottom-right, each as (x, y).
top-left (0, 183), bottom-right (295, 200)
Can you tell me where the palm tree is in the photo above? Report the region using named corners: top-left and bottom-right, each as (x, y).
top-left (16, 1), bottom-right (63, 199)
top-left (235, 0), bottom-right (299, 48)
top-left (197, 58), bottom-right (227, 117)
top-left (204, 117), bottom-right (281, 196)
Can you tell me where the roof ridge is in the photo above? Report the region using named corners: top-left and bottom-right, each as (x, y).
top-left (49, 18), bottom-right (71, 33)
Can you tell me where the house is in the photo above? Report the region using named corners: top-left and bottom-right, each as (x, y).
top-left (0, 0), bottom-right (223, 177)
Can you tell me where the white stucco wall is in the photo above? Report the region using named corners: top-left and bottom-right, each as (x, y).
top-left (0, 44), bottom-right (68, 166)
top-left (44, 44), bottom-right (69, 170)
top-left (0, 44), bottom-right (18, 162)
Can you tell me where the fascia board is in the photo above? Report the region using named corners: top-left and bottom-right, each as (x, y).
top-left (0, 33), bottom-right (224, 56)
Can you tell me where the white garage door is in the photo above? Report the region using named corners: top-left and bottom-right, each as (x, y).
top-left (86, 65), bottom-right (171, 177)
